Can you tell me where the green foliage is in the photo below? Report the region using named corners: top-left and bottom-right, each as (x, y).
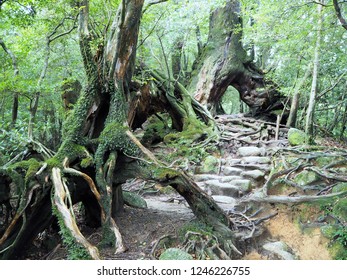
top-left (0, 120), bottom-right (30, 163)
top-left (320, 202), bottom-right (347, 260)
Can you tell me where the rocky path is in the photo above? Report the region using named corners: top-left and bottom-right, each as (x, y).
top-left (194, 145), bottom-right (271, 211)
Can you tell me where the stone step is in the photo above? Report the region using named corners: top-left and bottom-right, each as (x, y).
top-left (221, 167), bottom-right (243, 176)
top-left (205, 179), bottom-right (252, 197)
top-left (222, 158), bottom-right (242, 165)
top-left (238, 146), bottom-right (266, 157)
top-left (229, 164), bottom-right (271, 172)
top-left (212, 195), bottom-right (236, 210)
top-left (219, 176), bottom-right (245, 183)
top-left (241, 170), bottom-right (266, 181)
top-left (241, 156), bottom-right (271, 164)
top-left (194, 174), bottom-right (222, 182)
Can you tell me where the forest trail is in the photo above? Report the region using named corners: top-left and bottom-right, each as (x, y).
top-left (109, 115), bottom-right (332, 260)
top-left (31, 115), bottom-right (332, 260)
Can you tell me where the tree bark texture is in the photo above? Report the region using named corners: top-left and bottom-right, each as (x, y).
top-left (188, 0), bottom-right (284, 118)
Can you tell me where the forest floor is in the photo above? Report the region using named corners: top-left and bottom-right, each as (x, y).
top-left (25, 115), bottom-right (347, 260)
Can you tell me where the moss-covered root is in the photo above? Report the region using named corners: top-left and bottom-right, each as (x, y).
top-left (52, 167), bottom-right (100, 260)
top-left (152, 167), bottom-right (241, 258)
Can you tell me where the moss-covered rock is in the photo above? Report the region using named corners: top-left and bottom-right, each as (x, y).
top-left (294, 170), bottom-right (320, 186)
top-left (201, 156), bottom-right (219, 174)
top-left (159, 248), bottom-right (193, 260)
top-left (288, 128), bottom-right (308, 146)
top-left (122, 191), bottom-right (147, 209)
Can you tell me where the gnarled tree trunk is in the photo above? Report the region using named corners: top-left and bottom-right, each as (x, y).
top-left (189, 0), bottom-right (285, 119)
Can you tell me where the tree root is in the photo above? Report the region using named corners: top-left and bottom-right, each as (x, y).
top-left (52, 167), bottom-right (100, 260)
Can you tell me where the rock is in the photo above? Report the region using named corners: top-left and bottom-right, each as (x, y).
top-left (262, 241), bottom-right (296, 260)
top-left (194, 174), bottom-right (221, 182)
top-left (159, 248), bottom-right (193, 260)
top-left (225, 158), bottom-right (242, 165)
top-left (220, 176), bottom-right (243, 183)
top-left (294, 170), bottom-right (320, 186)
top-left (238, 146), bottom-right (264, 157)
top-left (241, 156), bottom-right (271, 164)
top-left (288, 128), bottom-right (308, 146)
top-left (123, 191), bottom-right (147, 209)
top-left (212, 195), bottom-right (237, 205)
top-left (241, 170), bottom-right (265, 180)
top-left (222, 167), bottom-right (243, 176)
top-left (231, 179), bottom-right (252, 191)
top-left (201, 156), bottom-right (220, 174)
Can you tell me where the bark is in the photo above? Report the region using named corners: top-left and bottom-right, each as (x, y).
top-left (0, 38), bottom-right (19, 125)
top-left (287, 64), bottom-right (312, 127)
top-left (188, 0), bottom-right (285, 119)
top-left (333, 0), bottom-right (347, 30)
top-left (305, 3), bottom-right (322, 138)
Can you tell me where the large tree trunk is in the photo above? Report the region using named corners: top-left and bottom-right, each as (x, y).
top-left (189, 0), bottom-right (284, 119)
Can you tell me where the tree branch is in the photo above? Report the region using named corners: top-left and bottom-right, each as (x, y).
top-left (333, 0), bottom-right (347, 30)
top-left (142, 0), bottom-right (168, 15)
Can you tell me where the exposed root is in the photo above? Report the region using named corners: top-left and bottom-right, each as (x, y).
top-left (52, 167), bottom-right (100, 260)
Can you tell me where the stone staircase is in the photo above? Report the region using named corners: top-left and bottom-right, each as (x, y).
top-left (194, 146), bottom-right (272, 210)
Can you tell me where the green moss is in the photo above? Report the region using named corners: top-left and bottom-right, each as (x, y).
top-left (332, 183), bottom-right (347, 193)
top-left (46, 157), bottom-right (62, 169)
top-left (152, 167), bottom-right (180, 182)
top-left (288, 128), bottom-right (308, 146)
top-left (294, 170), bottom-right (321, 186)
top-left (178, 220), bottom-right (214, 242)
top-left (99, 122), bottom-right (138, 156)
top-left (11, 158), bottom-right (42, 183)
top-left (159, 248), bottom-right (193, 260)
top-left (51, 202), bottom-right (92, 260)
top-left (142, 115), bottom-right (170, 145)
top-left (333, 199), bottom-right (347, 221)
top-left (123, 191), bottom-right (147, 209)
top-left (81, 157), bottom-right (94, 168)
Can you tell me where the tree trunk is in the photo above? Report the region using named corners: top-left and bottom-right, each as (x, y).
top-left (188, 0), bottom-right (285, 119)
top-left (305, 3), bottom-right (322, 139)
top-left (0, 38), bottom-right (19, 126)
top-left (287, 64), bottom-right (312, 127)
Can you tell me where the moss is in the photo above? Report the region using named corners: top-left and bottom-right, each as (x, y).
top-left (332, 183), bottom-right (347, 193)
top-left (51, 202), bottom-right (92, 260)
top-left (46, 157), bottom-right (62, 169)
top-left (294, 170), bottom-right (321, 186)
top-left (123, 191), bottom-right (147, 209)
top-left (81, 157), bottom-right (94, 168)
top-left (159, 248), bottom-right (193, 260)
top-left (178, 220), bottom-right (214, 242)
top-left (142, 115), bottom-right (170, 145)
top-left (152, 167), bottom-right (180, 182)
top-left (11, 158), bottom-right (42, 183)
top-left (333, 199), bottom-right (347, 221)
top-left (99, 121), bottom-right (139, 156)
top-left (288, 128), bottom-right (308, 146)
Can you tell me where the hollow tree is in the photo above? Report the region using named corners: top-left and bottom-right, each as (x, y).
top-left (188, 0), bottom-right (285, 119)
top-left (0, 0), bottom-right (236, 260)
